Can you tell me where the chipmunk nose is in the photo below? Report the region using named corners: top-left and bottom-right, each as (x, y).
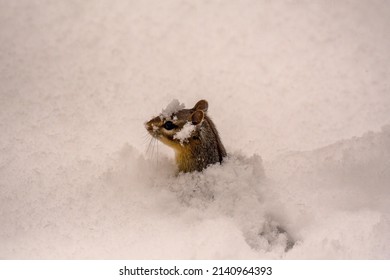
top-left (145, 121), bottom-right (152, 131)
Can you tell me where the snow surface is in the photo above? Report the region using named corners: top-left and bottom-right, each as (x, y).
top-left (1, 0), bottom-right (390, 259)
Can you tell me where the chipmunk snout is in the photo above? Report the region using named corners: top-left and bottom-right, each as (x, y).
top-left (145, 116), bottom-right (162, 137)
top-left (145, 121), bottom-right (152, 131)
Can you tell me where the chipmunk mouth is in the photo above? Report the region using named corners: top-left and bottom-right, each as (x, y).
top-left (146, 128), bottom-right (159, 139)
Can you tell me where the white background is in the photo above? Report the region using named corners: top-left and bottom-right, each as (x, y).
top-left (1, 0), bottom-right (390, 259)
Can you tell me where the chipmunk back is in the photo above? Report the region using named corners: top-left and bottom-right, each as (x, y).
top-left (145, 100), bottom-right (227, 173)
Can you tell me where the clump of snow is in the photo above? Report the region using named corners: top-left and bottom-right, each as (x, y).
top-left (161, 99), bottom-right (185, 119)
top-left (173, 122), bottom-right (196, 144)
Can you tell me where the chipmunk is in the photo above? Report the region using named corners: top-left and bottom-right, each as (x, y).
top-left (145, 99), bottom-right (227, 173)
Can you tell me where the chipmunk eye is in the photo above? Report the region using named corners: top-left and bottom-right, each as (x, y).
top-left (163, 121), bottom-right (176, 130)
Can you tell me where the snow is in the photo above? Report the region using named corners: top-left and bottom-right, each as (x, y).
top-left (160, 99), bottom-right (185, 119)
top-left (1, 0), bottom-right (390, 259)
top-left (173, 122), bottom-right (196, 144)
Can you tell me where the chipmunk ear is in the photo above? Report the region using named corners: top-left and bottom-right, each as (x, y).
top-left (193, 100), bottom-right (208, 112)
top-left (191, 110), bottom-right (204, 125)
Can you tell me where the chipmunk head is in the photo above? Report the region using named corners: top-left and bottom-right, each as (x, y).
top-left (145, 100), bottom-right (208, 150)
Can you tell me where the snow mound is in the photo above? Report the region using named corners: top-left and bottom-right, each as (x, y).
top-left (268, 125), bottom-right (390, 259)
top-left (155, 153), bottom-right (293, 254)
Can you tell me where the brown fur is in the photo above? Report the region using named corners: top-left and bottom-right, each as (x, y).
top-left (145, 100), bottom-right (226, 173)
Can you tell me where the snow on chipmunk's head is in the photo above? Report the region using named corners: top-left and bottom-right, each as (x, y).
top-left (145, 99), bottom-right (208, 150)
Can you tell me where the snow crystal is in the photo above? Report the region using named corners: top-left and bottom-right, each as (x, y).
top-left (173, 122), bottom-right (195, 144)
top-left (161, 99), bottom-right (185, 119)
